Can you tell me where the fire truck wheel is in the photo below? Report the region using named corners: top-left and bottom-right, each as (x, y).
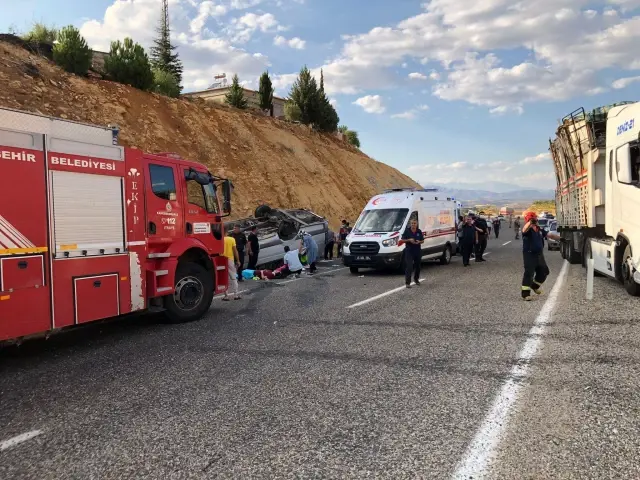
top-left (164, 262), bottom-right (214, 323)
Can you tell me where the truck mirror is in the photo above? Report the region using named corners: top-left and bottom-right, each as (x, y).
top-left (169, 193), bottom-right (177, 201)
top-left (222, 179), bottom-right (232, 214)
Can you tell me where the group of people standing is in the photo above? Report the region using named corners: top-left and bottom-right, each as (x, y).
top-left (324, 220), bottom-right (352, 260)
top-left (457, 214), bottom-right (491, 266)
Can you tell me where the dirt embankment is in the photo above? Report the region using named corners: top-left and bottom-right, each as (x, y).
top-left (0, 40), bottom-right (419, 229)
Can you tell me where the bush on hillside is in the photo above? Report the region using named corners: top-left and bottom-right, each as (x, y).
top-left (22, 22), bottom-right (58, 43)
top-left (153, 68), bottom-right (180, 98)
top-left (105, 37), bottom-right (154, 91)
top-left (52, 26), bottom-right (92, 76)
top-left (284, 101), bottom-right (302, 122)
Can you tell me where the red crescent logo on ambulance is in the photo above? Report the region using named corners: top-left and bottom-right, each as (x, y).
top-left (372, 197), bottom-right (386, 205)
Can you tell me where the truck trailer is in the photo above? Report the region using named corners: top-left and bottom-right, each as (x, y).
top-left (0, 108), bottom-right (233, 342)
top-left (550, 101), bottom-right (640, 295)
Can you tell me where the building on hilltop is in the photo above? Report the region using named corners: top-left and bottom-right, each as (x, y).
top-left (183, 84), bottom-right (286, 119)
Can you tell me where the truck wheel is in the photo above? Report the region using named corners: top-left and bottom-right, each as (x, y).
top-left (164, 262), bottom-right (214, 323)
top-left (350, 266), bottom-right (359, 274)
top-left (621, 245), bottom-right (640, 296)
top-left (440, 245), bottom-right (452, 265)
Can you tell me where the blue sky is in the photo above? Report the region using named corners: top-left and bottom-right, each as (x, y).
top-left (2, 0), bottom-right (640, 190)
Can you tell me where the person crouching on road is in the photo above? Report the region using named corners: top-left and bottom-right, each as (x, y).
top-left (223, 235), bottom-right (242, 301)
top-left (283, 245), bottom-right (304, 278)
top-left (459, 216), bottom-right (483, 267)
top-left (521, 211), bottom-right (561, 301)
top-left (401, 218), bottom-right (424, 288)
top-left (298, 230), bottom-right (318, 274)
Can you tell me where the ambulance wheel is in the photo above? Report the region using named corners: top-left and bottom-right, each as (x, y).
top-left (621, 245), bottom-right (640, 297)
top-left (164, 262), bottom-right (214, 323)
top-left (350, 267), bottom-right (359, 274)
top-left (440, 245), bottom-right (452, 265)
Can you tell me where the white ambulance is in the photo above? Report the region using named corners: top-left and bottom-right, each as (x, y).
top-left (343, 188), bottom-right (458, 274)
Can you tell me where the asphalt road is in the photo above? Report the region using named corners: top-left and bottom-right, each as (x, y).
top-left (1, 228), bottom-right (639, 479)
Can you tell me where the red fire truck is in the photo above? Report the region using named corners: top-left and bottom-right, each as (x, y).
top-left (0, 108), bottom-right (232, 342)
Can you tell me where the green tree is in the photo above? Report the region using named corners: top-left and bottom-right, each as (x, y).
top-left (153, 68), bottom-right (180, 98)
top-left (258, 71), bottom-right (274, 114)
top-left (224, 74), bottom-right (248, 109)
top-left (22, 22), bottom-right (58, 43)
top-left (315, 69), bottom-right (339, 132)
top-left (339, 125), bottom-right (361, 148)
top-left (288, 65), bottom-right (319, 125)
top-left (284, 101), bottom-right (302, 121)
top-left (104, 37), bottom-right (154, 91)
top-left (52, 26), bottom-right (92, 76)
top-left (150, 0), bottom-right (183, 91)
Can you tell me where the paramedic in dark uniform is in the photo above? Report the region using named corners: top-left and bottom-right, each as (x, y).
top-left (521, 211), bottom-right (561, 300)
top-left (470, 214), bottom-right (488, 261)
top-left (458, 216), bottom-right (483, 267)
top-left (401, 218), bottom-right (424, 288)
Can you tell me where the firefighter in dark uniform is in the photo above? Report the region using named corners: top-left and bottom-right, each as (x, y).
top-left (521, 211), bottom-right (561, 300)
top-left (401, 218), bottom-right (424, 288)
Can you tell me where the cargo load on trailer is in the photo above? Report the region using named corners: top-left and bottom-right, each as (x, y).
top-left (0, 108), bottom-right (233, 342)
top-left (343, 187), bottom-right (458, 273)
top-left (549, 101), bottom-right (640, 295)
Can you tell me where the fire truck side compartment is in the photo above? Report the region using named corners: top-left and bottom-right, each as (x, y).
top-left (46, 137), bottom-right (132, 328)
top-left (0, 127), bottom-right (52, 340)
top-left (74, 273), bottom-right (120, 323)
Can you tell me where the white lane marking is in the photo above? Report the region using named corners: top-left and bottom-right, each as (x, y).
top-left (502, 241), bottom-right (512, 246)
top-left (346, 278), bottom-right (426, 309)
top-left (213, 267), bottom-right (349, 299)
top-left (452, 260), bottom-right (569, 480)
top-left (0, 430), bottom-right (43, 451)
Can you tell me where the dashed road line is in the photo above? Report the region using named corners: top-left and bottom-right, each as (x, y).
top-left (452, 260), bottom-right (569, 479)
top-left (502, 241), bottom-right (512, 246)
top-left (346, 278), bottom-right (426, 309)
top-left (0, 430), bottom-right (43, 451)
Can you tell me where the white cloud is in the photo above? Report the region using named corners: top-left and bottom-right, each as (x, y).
top-left (271, 1), bottom-right (640, 111)
top-left (353, 95), bottom-right (386, 114)
top-left (406, 155), bottom-right (556, 188)
top-left (391, 110), bottom-right (417, 119)
top-left (520, 152), bottom-right (551, 164)
top-left (329, 98), bottom-right (338, 107)
top-left (79, 0), bottom-right (271, 92)
top-left (273, 35), bottom-right (306, 49)
top-left (227, 12), bottom-right (280, 43)
top-left (417, 104), bottom-right (429, 110)
top-left (190, 1), bottom-right (227, 34)
top-left (612, 75), bottom-right (640, 89)
top-left (408, 72), bottom-right (427, 80)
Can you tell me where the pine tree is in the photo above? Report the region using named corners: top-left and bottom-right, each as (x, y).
top-left (258, 71), bottom-right (274, 115)
top-left (150, 0), bottom-right (183, 91)
top-left (104, 37), bottom-right (154, 91)
top-left (224, 74), bottom-right (248, 109)
top-left (288, 66), bottom-right (320, 125)
top-left (315, 68), bottom-right (339, 132)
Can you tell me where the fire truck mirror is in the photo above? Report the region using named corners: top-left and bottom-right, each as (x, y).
top-left (169, 192), bottom-right (177, 201)
top-left (222, 180), bottom-right (232, 215)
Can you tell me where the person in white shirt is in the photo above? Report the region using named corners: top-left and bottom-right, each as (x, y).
top-left (283, 245), bottom-right (304, 277)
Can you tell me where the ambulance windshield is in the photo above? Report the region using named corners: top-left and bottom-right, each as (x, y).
top-left (353, 208), bottom-right (408, 233)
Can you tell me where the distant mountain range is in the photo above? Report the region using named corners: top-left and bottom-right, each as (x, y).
top-left (423, 182), bottom-right (555, 205)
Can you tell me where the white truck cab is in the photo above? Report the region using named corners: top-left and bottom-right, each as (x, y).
top-left (342, 188), bottom-right (458, 274)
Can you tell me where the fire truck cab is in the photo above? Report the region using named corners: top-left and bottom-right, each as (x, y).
top-left (0, 108), bottom-right (232, 342)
